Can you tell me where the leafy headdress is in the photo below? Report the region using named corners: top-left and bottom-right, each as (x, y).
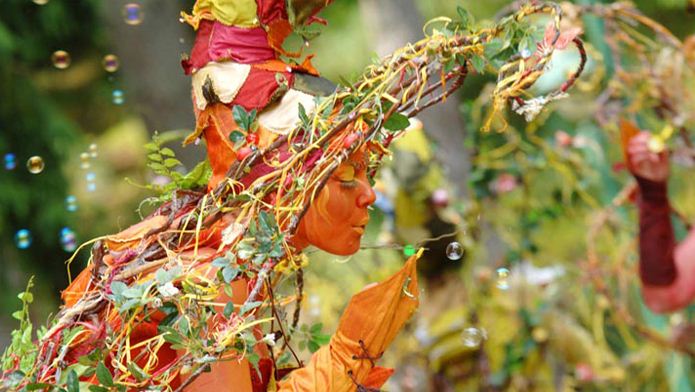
top-left (1, 1), bottom-right (585, 390)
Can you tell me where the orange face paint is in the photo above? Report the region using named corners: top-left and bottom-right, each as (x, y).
top-left (293, 148), bottom-right (376, 255)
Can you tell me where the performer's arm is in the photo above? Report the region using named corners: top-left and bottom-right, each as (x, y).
top-left (628, 132), bottom-right (695, 312)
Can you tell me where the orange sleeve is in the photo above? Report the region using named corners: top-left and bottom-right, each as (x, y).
top-left (278, 254), bottom-right (420, 391)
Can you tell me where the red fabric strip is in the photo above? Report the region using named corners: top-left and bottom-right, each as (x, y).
top-left (183, 20), bottom-right (276, 74)
top-left (636, 176), bottom-right (677, 286)
top-left (256, 0), bottom-right (288, 25)
top-left (230, 67), bottom-right (293, 111)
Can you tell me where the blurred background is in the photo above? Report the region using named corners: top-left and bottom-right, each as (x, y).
top-left (1, 0), bottom-right (694, 390)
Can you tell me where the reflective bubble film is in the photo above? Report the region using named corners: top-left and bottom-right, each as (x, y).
top-left (80, 152), bottom-right (91, 169)
top-left (89, 143), bottom-right (98, 158)
top-left (15, 229), bottom-right (32, 249)
top-left (4, 153), bottom-right (16, 170)
top-left (51, 50), bottom-right (71, 69)
top-left (60, 227), bottom-right (77, 252)
top-left (122, 3), bottom-right (144, 25)
top-left (26, 156), bottom-right (45, 174)
top-left (496, 267), bottom-right (511, 290)
top-left (461, 327), bottom-right (487, 348)
top-left (65, 195), bottom-right (78, 212)
top-left (102, 54), bottom-right (119, 72)
top-left (112, 89), bottom-right (125, 105)
top-left (445, 241), bottom-right (464, 261)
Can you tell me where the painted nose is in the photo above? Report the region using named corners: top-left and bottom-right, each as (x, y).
top-left (356, 181), bottom-right (377, 208)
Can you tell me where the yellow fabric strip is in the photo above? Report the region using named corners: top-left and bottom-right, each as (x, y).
top-left (187, 0), bottom-right (259, 28)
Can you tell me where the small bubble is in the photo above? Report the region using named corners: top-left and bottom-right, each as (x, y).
top-left (88, 143), bottom-right (98, 158)
top-left (179, 37), bottom-right (185, 44)
top-left (520, 48), bottom-right (532, 58)
top-left (26, 156), bottom-right (44, 174)
top-left (445, 241), bottom-right (463, 261)
top-left (15, 229), bottom-right (32, 249)
top-left (85, 172), bottom-right (96, 182)
top-left (33, 0), bottom-right (49, 4)
top-left (112, 89), bottom-right (125, 105)
top-left (461, 327), bottom-right (487, 348)
top-left (87, 182), bottom-right (96, 192)
top-left (60, 227), bottom-right (77, 252)
top-left (51, 50), bottom-right (71, 69)
top-left (403, 244), bottom-right (416, 257)
top-left (496, 267), bottom-right (510, 290)
top-left (80, 152), bottom-right (91, 169)
top-left (65, 195), bottom-right (78, 212)
top-left (4, 153), bottom-right (16, 170)
top-left (102, 54), bottom-right (119, 72)
top-left (122, 3), bottom-right (144, 25)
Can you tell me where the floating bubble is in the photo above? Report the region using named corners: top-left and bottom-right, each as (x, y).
top-left (112, 89), bottom-right (125, 105)
top-left (33, 0), bottom-right (49, 4)
top-left (60, 227), bottom-right (77, 252)
top-left (85, 172), bottom-right (96, 182)
top-left (26, 156), bottom-right (44, 174)
top-left (445, 241), bottom-right (463, 261)
top-left (496, 267), bottom-right (511, 290)
top-left (102, 54), bottom-right (119, 73)
top-left (87, 182), bottom-right (96, 192)
top-left (89, 143), bottom-right (98, 158)
top-left (122, 3), bottom-right (144, 25)
top-left (403, 244), bottom-right (416, 257)
top-left (15, 229), bottom-right (32, 249)
top-left (4, 153), bottom-right (16, 170)
top-left (178, 38), bottom-right (185, 44)
top-left (51, 50), bottom-right (71, 69)
top-left (65, 195), bottom-right (78, 212)
top-left (461, 327), bottom-right (487, 348)
top-left (80, 152), bottom-right (90, 169)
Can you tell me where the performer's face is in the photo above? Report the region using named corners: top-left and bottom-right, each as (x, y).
top-left (294, 148), bottom-right (376, 255)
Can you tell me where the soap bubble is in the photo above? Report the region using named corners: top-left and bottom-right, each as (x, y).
top-left (33, 0), bottom-right (49, 5)
top-left (87, 182), bottom-right (96, 192)
top-left (88, 143), bottom-right (98, 158)
top-left (112, 89), bottom-right (124, 105)
top-left (445, 241), bottom-right (463, 261)
top-left (496, 267), bottom-right (511, 290)
top-left (461, 327), bottom-right (487, 348)
top-left (122, 3), bottom-right (144, 25)
top-left (102, 54), bottom-right (119, 72)
top-left (60, 227), bottom-right (77, 252)
top-left (15, 229), bottom-right (32, 249)
top-left (65, 195), bottom-right (78, 212)
top-left (26, 156), bottom-right (45, 174)
top-left (80, 152), bottom-right (91, 169)
top-left (51, 50), bottom-right (71, 69)
top-left (4, 153), bottom-right (16, 170)
top-left (85, 172), bottom-right (96, 182)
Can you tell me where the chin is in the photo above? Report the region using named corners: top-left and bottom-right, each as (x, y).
top-left (317, 235), bottom-right (362, 256)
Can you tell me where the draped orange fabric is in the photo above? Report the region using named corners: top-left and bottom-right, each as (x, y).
top-left (278, 252), bottom-right (421, 391)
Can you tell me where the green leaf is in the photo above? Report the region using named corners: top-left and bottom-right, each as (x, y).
top-left (149, 162), bottom-right (166, 172)
top-left (127, 362), bottom-right (149, 382)
top-left (96, 362), bottom-right (114, 387)
top-left (212, 257), bottom-right (229, 268)
top-left (144, 142), bottom-right (159, 152)
top-left (110, 281), bottom-right (127, 298)
top-left (11, 310), bottom-right (22, 320)
top-left (229, 130), bottom-right (245, 143)
top-left (178, 316), bottom-right (190, 335)
top-left (384, 113), bottom-right (410, 132)
top-left (17, 292), bottom-right (33, 303)
top-left (298, 103), bottom-right (310, 127)
top-left (160, 147), bottom-right (176, 157)
top-left (66, 370), bottom-right (79, 392)
top-left (223, 302), bottom-right (235, 318)
top-left (163, 158), bottom-right (181, 168)
top-left (310, 323), bottom-right (323, 334)
top-left (308, 340), bottom-right (320, 353)
top-left (222, 265), bottom-right (240, 283)
top-left (470, 55), bottom-right (485, 73)
top-left (147, 153), bottom-right (163, 162)
top-left (88, 386), bottom-right (109, 392)
top-left (239, 301), bottom-right (263, 316)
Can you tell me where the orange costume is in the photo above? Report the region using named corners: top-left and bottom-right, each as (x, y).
top-left (55, 1), bottom-right (422, 391)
